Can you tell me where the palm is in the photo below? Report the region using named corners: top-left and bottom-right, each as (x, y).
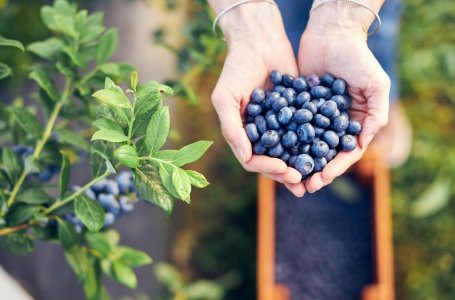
top-left (297, 32), bottom-right (390, 192)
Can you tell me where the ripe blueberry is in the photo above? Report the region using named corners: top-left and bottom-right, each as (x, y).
top-left (306, 74), bottom-right (320, 88)
top-left (116, 171), bottom-right (133, 194)
top-left (313, 114), bottom-right (330, 128)
top-left (282, 74), bottom-right (295, 87)
top-left (261, 130), bottom-right (280, 148)
top-left (253, 142), bottom-right (267, 155)
top-left (119, 196), bottom-right (134, 212)
top-left (91, 178), bottom-right (108, 193)
top-left (104, 212), bottom-right (115, 227)
top-left (265, 92), bottom-right (280, 109)
top-left (272, 97), bottom-right (288, 112)
top-left (302, 102), bottom-right (317, 115)
top-left (293, 109), bottom-right (313, 124)
top-left (332, 114), bottom-right (349, 132)
top-left (325, 149), bottom-right (337, 162)
top-left (311, 141), bottom-right (330, 158)
top-left (268, 143), bottom-right (284, 157)
top-left (311, 98), bottom-right (325, 109)
top-left (251, 88), bottom-right (265, 104)
top-left (322, 130), bottom-right (339, 148)
top-left (288, 155), bottom-right (298, 167)
top-left (340, 134), bottom-right (357, 151)
top-left (320, 73), bottom-right (335, 87)
top-left (314, 126), bottom-right (325, 138)
top-left (320, 100), bottom-right (338, 117)
top-left (273, 85), bottom-right (286, 93)
top-left (299, 143), bottom-right (311, 155)
top-left (246, 103), bottom-right (262, 117)
top-left (293, 77), bottom-right (308, 92)
top-left (331, 95), bottom-right (347, 110)
top-left (266, 114), bottom-right (280, 130)
top-left (270, 70), bottom-right (282, 85)
top-left (295, 91), bottom-right (311, 107)
top-left (282, 131), bottom-right (298, 148)
top-left (278, 107), bottom-right (293, 125)
top-left (297, 123), bottom-right (315, 143)
top-left (332, 78), bottom-right (347, 95)
top-left (281, 151), bottom-right (291, 163)
top-left (105, 180), bottom-right (120, 196)
top-left (313, 157), bottom-right (328, 172)
top-left (310, 86), bottom-right (328, 98)
top-left (254, 115), bottom-right (268, 135)
top-left (294, 154), bottom-right (315, 177)
top-left (347, 120), bottom-right (362, 135)
top-left (287, 121), bottom-right (298, 131)
top-left (245, 123), bottom-right (260, 142)
top-left (282, 88), bottom-right (296, 105)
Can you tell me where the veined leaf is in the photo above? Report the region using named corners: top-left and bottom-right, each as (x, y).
top-left (17, 187), bottom-right (52, 205)
top-left (74, 195), bottom-right (105, 232)
top-left (58, 219), bottom-right (78, 249)
top-left (186, 170), bottom-right (210, 188)
top-left (7, 106), bottom-right (43, 138)
top-left (145, 106), bottom-right (169, 154)
top-left (92, 89), bottom-right (131, 109)
top-left (172, 141), bottom-right (213, 167)
top-left (96, 28), bottom-right (118, 65)
top-left (0, 35), bottom-right (24, 51)
top-left (91, 129), bottom-right (128, 143)
top-left (29, 69), bottom-right (60, 101)
top-left (111, 260), bottom-right (137, 289)
top-left (114, 145), bottom-right (139, 168)
top-left (0, 63), bottom-right (12, 80)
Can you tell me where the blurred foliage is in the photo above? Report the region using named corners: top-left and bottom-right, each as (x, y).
top-left (393, 0), bottom-right (455, 299)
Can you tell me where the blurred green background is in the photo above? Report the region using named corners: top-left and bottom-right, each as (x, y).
top-left (1, 0), bottom-right (455, 299)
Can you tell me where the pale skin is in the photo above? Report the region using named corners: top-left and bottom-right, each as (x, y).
top-left (209, 0), bottom-right (390, 196)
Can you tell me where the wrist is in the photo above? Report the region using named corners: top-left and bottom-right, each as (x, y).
top-left (306, 1), bottom-right (383, 38)
top-left (211, 1), bottom-right (286, 44)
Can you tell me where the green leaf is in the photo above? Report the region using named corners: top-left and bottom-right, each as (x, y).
top-left (410, 178), bottom-right (451, 218)
top-left (93, 118), bottom-right (124, 133)
top-left (74, 195), bottom-right (105, 232)
top-left (154, 262), bottom-right (185, 291)
top-left (7, 106), bottom-right (43, 138)
top-left (56, 128), bottom-right (91, 152)
top-left (134, 92), bottom-right (160, 117)
top-left (145, 106), bottom-right (170, 154)
top-left (58, 219), bottom-right (78, 249)
top-left (133, 166), bottom-right (174, 215)
top-left (139, 80), bottom-right (174, 96)
top-left (85, 232), bottom-right (112, 257)
top-left (80, 12), bottom-right (105, 44)
top-left (64, 245), bottom-right (92, 280)
top-left (0, 233), bottom-right (34, 255)
top-left (96, 28), bottom-right (118, 65)
top-left (59, 153), bottom-right (70, 199)
top-left (114, 145), bottom-right (139, 168)
top-left (92, 129), bottom-right (129, 143)
top-left (27, 38), bottom-right (62, 60)
top-left (117, 246), bottom-right (152, 267)
top-left (16, 188), bottom-right (52, 204)
top-left (130, 71), bottom-right (138, 92)
top-left (92, 89), bottom-right (131, 109)
top-left (0, 63), bottom-right (12, 80)
top-left (153, 150), bottom-right (179, 161)
top-left (100, 63), bottom-right (120, 77)
top-left (172, 141), bottom-right (213, 167)
top-left (171, 167), bottom-right (191, 202)
top-left (29, 69), bottom-right (60, 101)
top-left (186, 281), bottom-right (224, 299)
top-left (6, 204), bottom-right (40, 226)
top-left (186, 170), bottom-right (210, 188)
top-left (62, 44), bottom-right (85, 68)
top-left (0, 35), bottom-right (24, 51)
top-left (104, 77), bottom-right (123, 93)
top-left (90, 141), bottom-right (116, 177)
top-left (1, 148), bottom-right (23, 183)
top-left (111, 260), bottom-right (137, 289)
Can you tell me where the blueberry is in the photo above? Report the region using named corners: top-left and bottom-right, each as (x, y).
top-left (299, 143), bottom-right (311, 155)
top-left (347, 120), bottom-right (362, 135)
top-left (273, 85), bottom-right (286, 94)
top-left (254, 115), bottom-right (268, 135)
top-left (311, 141), bottom-right (330, 158)
top-left (253, 142), bottom-right (267, 155)
top-left (282, 131), bottom-right (298, 148)
top-left (319, 100), bottom-right (338, 117)
top-left (324, 89), bottom-right (333, 100)
top-left (98, 193), bottom-right (120, 215)
top-left (116, 171), bottom-right (133, 194)
top-left (332, 78), bottom-right (347, 95)
top-left (296, 123), bottom-right (315, 143)
top-left (292, 77), bottom-right (308, 92)
top-left (331, 109), bottom-right (341, 119)
top-left (313, 138), bottom-right (321, 144)
top-left (313, 114), bottom-right (330, 128)
top-left (104, 212), bottom-right (115, 227)
top-left (119, 196), bottom-right (134, 212)
top-left (85, 188), bottom-right (96, 200)
top-left (272, 97), bottom-right (288, 112)
top-left (280, 151), bottom-right (291, 163)
top-left (302, 102), bottom-right (317, 115)
top-left (277, 107), bottom-right (293, 125)
top-left (313, 157), bottom-right (328, 172)
top-left (91, 178), bottom-right (108, 193)
top-left (265, 92), bottom-right (280, 109)
top-left (295, 91), bottom-right (311, 107)
top-left (246, 103), bottom-right (262, 117)
top-left (306, 74), bottom-right (320, 88)
top-left (245, 115), bottom-right (254, 123)
top-left (289, 106), bottom-right (296, 114)
top-left (277, 128), bottom-right (286, 136)
top-left (320, 73), bottom-right (335, 87)
top-left (105, 179), bottom-right (120, 196)
top-left (314, 126), bottom-right (325, 137)
top-left (268, 143), bottom-right (284, 157)
top-left (325, 149), bottom-right (337, 162)
top-left (336, 131), bottom-right (346, 138)
top-left (340, 134), bottom-right (357, 151)
top-left (65, 213), bottom-right (83, 226)
top-left (310, 86), bottom-right (328, 98)
top-left (261, 130), bottom-right (280, 148)
top-left (270, 70), bottom-right (282, 85)
top-left (265, 109), bottom-right (275, 119)
top-left (251, 88), bottom-right (265, 104)
top-left (245, 123), bottom-right (260, 142)
top-left (288, 155), bottom-right (298, 167)
top-left (266, 114), bottom-right (280, 130)
top-left (331, 95), bottom-right (347, 110)
top-left (332, 114), bottom-right (349, 132)
top-left (289, 144), bottom-right (300, 155)
top-left (282, 74), bottom-right (295, 87)
top-left (293, 109), bottom-right (313, 124)
top-left (294, 154), bottom-right (315, 177)
top-left (287, 121), bottom-right (298, 131)
top-left (342, 94), bottom-right (352, 110)
top-left (282, 88), bottom-right (296, 105)
top-left (311, 98), bottom-right (325, 109)
top-left (322, 130), bottom-right (340, 148)
top-left (38, 170), bottom-right (53, 182)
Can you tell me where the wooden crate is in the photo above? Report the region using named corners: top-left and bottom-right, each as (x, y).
top-left (257, 151), bottom-right (394, 300)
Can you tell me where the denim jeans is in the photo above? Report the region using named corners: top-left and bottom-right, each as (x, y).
top-left (276, 0), bottom-right (401, 102)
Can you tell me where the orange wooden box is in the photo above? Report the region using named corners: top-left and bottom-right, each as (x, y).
top-left (257, 151), bottom-right (395, 300)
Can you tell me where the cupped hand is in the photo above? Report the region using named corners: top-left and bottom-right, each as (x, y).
top-left (297, 26), bottom-right (390, 193)
top-left (211, 35), bottom-right (307, 196)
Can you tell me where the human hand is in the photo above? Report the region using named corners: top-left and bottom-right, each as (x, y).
top-left (210, 2), bottom-right (306, 195)
top-left (295, 4), bottom-right (390, 194)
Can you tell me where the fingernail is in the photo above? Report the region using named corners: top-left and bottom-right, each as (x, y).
top-left (363, 134), bottom-right (375, 148)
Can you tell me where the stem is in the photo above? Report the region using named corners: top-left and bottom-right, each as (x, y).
top-left (5, 79), bottom-right (73, 209)
top-left (139, 156), bottom-right (173, 166)
top-left (0, 223), bottom-right (29, 236)
top-left (44, 170), bottom-right (110, 215)
top-left (127, 94), bottom-right (137, 144)
top-left (79, 67), bottom-right (99, 85)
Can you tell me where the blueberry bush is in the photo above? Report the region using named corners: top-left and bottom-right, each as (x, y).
top-left (0, 1), bottom-right (212, 299)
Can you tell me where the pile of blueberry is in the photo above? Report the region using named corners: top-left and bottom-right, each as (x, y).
top-left (13, 145), bottom-right (60, 182)
top-left (65, 171), bottom-right (137, 232)
top-left (244, 71), bottom-right (362, 179)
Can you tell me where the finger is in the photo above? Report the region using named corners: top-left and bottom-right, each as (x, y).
top-left (211, 92), bottom-right (252, 164)
top-left (284, 182), bottom-right (306, 198)
top-left (242, 155), bottom-right (287, 174)
top-left (262, 167), bottom-right (302, 184)
top-left (359, 76), bottom-right (391, 148)
top-left (304, 172), bottom-right (334, 194)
